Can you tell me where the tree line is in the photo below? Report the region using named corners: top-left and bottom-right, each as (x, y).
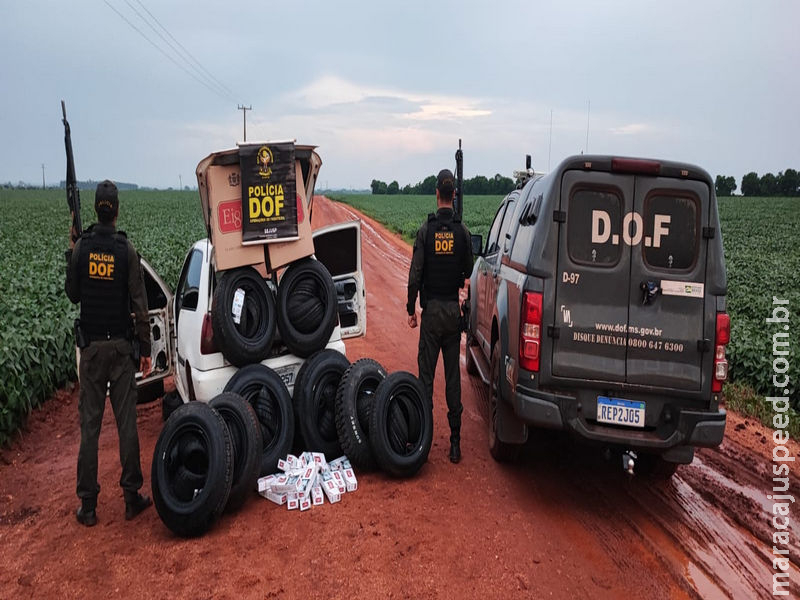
top-left (715, 169), bottom-right (799, 197)
top-left (371, 173), bottom-right (515, 196)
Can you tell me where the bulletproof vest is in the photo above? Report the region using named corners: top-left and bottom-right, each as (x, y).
top-left (422, 211), bottom-right (468, 302)
top-left (78, 227), bottom-right (131, 337)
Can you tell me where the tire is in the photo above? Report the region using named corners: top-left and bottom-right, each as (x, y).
top-left (277, 258), bottom-right (337, 358)
top-left (292, 350), bottom-right (350, 457)
top-left (161, 391), bottom-right (183, 422)
top-left (209, 392), bottom-right (263, 512)
top-left (151, 402), bottom-right (233, 537)
top-left (137, 379), bottom-right (164, 405)
top-left (489, 347), bottom-right (522, 462)
top-left (335, 358), bottom-right (387, 470)
top-left (212, 267), bottom-right (276, 367)
top-left (224, 364), bottom-right (294, 476)
top-left (369, 371), bottom-right (433, 478)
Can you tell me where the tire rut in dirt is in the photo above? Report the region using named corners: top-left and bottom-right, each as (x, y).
top-left (292, 350), bottom-right (350, 458)
top-left (335, 358), bottom-right (387, 470)
top-left (212, 267), bottom-right (276, 367)
top-left (151, 402), bottom-right (233, 537)
top-left (277, 258), bottom-right (337, 358)
top-left (209, 392), bottom-right (263, 512)
top-left (369, 371), bottom-right (432, 478)
top-left (224, 364), bottom-right (294, 476)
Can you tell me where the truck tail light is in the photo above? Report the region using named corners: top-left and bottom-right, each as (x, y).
top-left (200, 312), bottom-right (217, 355)
top-left (611, 158), bottom-right (661, 175)
top-left (712, 312), bottom-right (730, 393)
top-left (520, 291), bottom-right (543, 372)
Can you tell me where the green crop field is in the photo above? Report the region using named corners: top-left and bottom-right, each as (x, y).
top-left (0, 188), bottom-right (204, 444)
top-left (331, 193), bottom-right (799, 435)
top-left (0, 189), bottom-right (797, 443)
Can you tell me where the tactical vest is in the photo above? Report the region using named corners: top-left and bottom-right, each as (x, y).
top-left (422, 210), bottom-right (468, 302)
top-left (78, 227), bottom-right (131, 338)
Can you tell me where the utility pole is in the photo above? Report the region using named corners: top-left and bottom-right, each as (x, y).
top-left (179, 174), bottom-right (182, 190)
top-left (585, 100), bottom-right (591, 154)
top-left (41, 163), bottom-right (45, 189)
top-left (548, 110), bottom-right (553, 172)
top-left (237, 104), bottom-right (252, 141)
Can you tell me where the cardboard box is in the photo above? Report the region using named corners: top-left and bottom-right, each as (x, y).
top-left (195, 146), bottom-right (321, 273)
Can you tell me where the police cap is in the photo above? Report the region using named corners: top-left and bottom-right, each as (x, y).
top-left (95, 180), bottom-right (119, 219)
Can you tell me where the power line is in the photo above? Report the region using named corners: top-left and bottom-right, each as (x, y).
top-left (122, 0), bottom-right (233, 100)
top-left (133, 0), bottom-right (235, 98)
top-left (104, 0), bottom-right (230, 101)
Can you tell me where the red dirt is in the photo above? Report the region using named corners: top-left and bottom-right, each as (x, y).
top-left (0, 196), bottom-right (797, 599)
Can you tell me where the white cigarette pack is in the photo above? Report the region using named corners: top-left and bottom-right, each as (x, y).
top-left (299, 495), bottom-right (312, 511)
top-left (311, 452), bottom-right (328, 470)
top-left (257, 474), bottom-right (278, 493)
top-left (322, 479), bottom-right (341, 503)
top-left (331, 470), bottom-right (346, 494)
top-left (264, 491), bottom-right (287, 505)
top-left (312, 485), bottom-right (324, 506)
top-left (287, 496), bottom-right (299, 510)
top-left (342, 468), bottom-right (358, 492)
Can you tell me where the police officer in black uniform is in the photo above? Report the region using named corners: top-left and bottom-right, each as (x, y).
top-left (407, 169), bottom-right (473, 463)
top-left (65, 180), bottom-right (152, 526)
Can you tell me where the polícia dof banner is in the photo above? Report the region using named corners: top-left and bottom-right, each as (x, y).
top-left (239, 142), bottom-right (297, 244)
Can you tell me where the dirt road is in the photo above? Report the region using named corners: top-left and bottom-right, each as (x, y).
top-left (0, 196), bottom-right (797, 599)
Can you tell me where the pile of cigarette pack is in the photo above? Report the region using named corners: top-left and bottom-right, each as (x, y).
top-left (257, 452), bottom-right (358, 511)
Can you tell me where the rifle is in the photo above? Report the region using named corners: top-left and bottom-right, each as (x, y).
top-left (454, 138), bottom-right (464, 220)
top-left (61, 100), bottom-right (82, 243)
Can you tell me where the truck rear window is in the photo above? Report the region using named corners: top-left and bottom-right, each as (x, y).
top-left (642, 195), bottom-right (698, 270)
top-left (568, 188), bottom-right (622, 266)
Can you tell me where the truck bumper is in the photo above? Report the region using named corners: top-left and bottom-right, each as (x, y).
top-left (512, 387), bottom-right (726, 450)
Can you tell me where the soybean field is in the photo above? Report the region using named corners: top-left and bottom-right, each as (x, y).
top-left (0, 188), bottom-right (204, 444)
top-left (331, 193), bottom-right (799, 423)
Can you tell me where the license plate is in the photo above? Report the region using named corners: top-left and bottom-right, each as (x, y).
top-left (596, 396), bottom-right (645, 428)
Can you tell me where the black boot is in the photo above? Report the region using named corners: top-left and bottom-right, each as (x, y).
top-left (449, 432), bottom-right (461, 464)
top-left (124, 493), bottom-right (152, 521)
top-left (76, 498), bottom-right (97, 527)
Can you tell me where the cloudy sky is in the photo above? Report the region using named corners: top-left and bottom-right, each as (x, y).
top-left (1, 0), bottom-right (797, 189)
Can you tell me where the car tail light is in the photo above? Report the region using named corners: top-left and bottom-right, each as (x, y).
top-left (520, 291), bottom-right (543, 372)
top-left (611, 158), bottom-right (661, 175)
top-left (712, 313), bottom-right (730, 393)
top-left (200, 312), bottom-right (217, 355)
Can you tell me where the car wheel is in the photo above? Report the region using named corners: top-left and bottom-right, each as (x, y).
top-left (635, 452), bottom-right (680, 479)
top-left (489, 347), bottom-right (521, 463)
top-left (224, 364), bottom-right (294, 476)
top-left (161, 390), bottom-right (183, 422)
top-left (292, 350), bottom-right (350, 457)
top-left (212, 267), bottom-right (276, 367)
top-left (137, 379), bottom-right (164, 404)
top-left (151, 402), bottom-right (233, 537)
top-left (369, 371), bottom-right (433, 478)
top-left (209, 392), bottom-right (263, 512)
top-left (277, 258), bottom-right (337, 358)
top-left (335, 358), bottom-right (387, 470)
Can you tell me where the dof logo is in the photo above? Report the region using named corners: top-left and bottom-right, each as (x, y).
top-left (435, 231), bottom-right (454, 254)
top-left (88, 252), bottom-right (115, 280)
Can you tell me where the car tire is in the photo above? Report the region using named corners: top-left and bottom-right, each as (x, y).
top-left (151, 402), bottom-right (233, 537)
top-left (489, 347), bottom-right (522, 463)
top-left (277, 258), bottom-right (337, 358)
top-left (224, 364), bottom-right (294, 476)
top-left (161, 390), bottom-right (183, 422)
top-left (209, 392), bottom-right (263, 512)
top-left (292, 350), bottom-right (350, 457)
top-left (212, 267), bottom-right (276, 368)
top-left (369, 371), bottom-right (433, 478)
top-left (335, 358), bottom-right (387, 470)
top-left (137, 379), bottom-right (164, 405)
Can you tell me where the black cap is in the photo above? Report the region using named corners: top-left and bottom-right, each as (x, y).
top-left (436, 169), bottom-right (455, 195)
top-left (95, 180), bottom-right (119, 219)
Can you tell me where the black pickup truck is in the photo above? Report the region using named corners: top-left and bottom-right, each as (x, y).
top-left (465, 155), bottom-right (729, 476)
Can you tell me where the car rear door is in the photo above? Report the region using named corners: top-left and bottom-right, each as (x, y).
top-left (626, 178), bottom-right (708, 390)
top-left (312, 220), bottom-right (365, 338)
top-left (136, 257), bottom-right (174, 386)
top-left (551, 171), bottom-right (634, 382)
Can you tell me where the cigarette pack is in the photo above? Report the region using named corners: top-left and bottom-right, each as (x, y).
top-left (299, 496), bottom-right (312, 511)
top-left (264, 491), bottom-right (287, 505)
top-left (312, 452), bottom-right (328, 470)
top-left (321, 478), bottom-right (340, 503)
top-left (257, 474), bottom-right (278, 493)
top-left (287, 496), bottom-right (299, 510)
top-left (331, 470), bottom-right (346, 494)
top-left (342, 468), bottom-right (358, 492)
top-left (312, 485), bottom-right (324, 506)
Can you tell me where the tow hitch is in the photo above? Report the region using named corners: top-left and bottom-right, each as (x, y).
top-left (622, 450), bottom-right (637, 475)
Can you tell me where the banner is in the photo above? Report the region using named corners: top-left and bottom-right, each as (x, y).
top-left (239, 142), bottom-right (297, 244)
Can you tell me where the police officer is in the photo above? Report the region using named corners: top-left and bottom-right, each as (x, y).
top-left (407, 169), bottom-right (473, 463)
top-left (65, 180), bottom-right (152, 526)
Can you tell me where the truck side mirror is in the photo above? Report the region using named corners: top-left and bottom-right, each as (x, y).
top-left (471, 234), bottom-right (483, 257)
